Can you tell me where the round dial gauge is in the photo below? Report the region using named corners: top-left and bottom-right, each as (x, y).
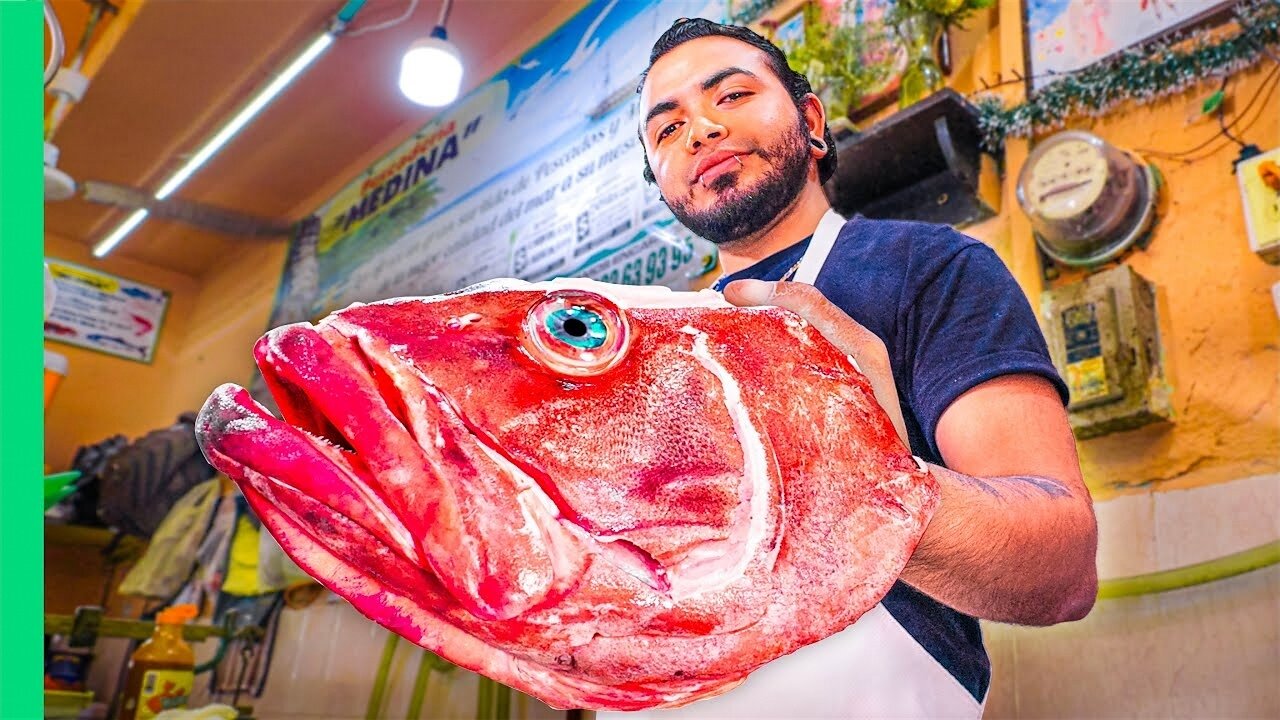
top-left (1023, 139), bottom-right (1109, 221)
top-left (1016, 130), bottom-right (1160, 267)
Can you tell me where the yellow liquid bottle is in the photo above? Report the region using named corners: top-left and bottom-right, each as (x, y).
top-left (117, 604), bottom-right (198, 720)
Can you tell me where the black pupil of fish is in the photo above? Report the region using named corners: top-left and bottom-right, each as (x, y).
top-left (563, 318), bottom-right (588, 337)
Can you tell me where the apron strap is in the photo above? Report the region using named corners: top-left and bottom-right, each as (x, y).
top-left (792, 208), bottom-right (847, 285)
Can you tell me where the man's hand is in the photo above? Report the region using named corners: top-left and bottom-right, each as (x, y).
top-left (724, 279), bottom-right (909, 445)
top-left (723, 278), bottom-right (1099, 626)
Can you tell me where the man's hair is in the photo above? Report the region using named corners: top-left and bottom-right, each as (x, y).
top-left (637, 17), bottom-right (837, 186)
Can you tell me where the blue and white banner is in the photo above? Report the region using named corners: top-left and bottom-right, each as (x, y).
top-left (266, 0), bottom-right (728, 331)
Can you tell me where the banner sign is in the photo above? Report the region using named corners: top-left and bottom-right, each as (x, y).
top-left (266, 0), bottom-right (727, 333)
top-left (43, 258), bottom-right (170, 363)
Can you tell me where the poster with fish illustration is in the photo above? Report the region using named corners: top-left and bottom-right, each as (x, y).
top-left (266, 0), bottom-right (728, 337)
top-left (43, 258), bottom-right (169, 363)
top-left (1025, 0), bottom-right (1230, 90)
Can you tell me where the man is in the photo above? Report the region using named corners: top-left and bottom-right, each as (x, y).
top-left (613, 18), bottom-right (1099, 718)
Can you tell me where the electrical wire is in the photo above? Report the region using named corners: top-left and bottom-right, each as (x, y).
top-left (1165, 61), bottom-right (1277, 161)
top-left (346, 0), bottom-right (419, 36)
top-left (1217, 75), bottom-right (1249, 149)
top-left (43, 0), bottom-right (65, 87)
top-left (1133, 59), bottom-right (1279, 161)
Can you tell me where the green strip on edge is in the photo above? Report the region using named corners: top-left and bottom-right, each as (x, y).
top-left (1, 0), bottom-right (45, 716)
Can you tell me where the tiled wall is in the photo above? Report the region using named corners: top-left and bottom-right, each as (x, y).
top-left (189, 595), bottom-right (567, 720)
top-left (984, 474), bottom-right (1280, 718)
top-left (186, 474), bottom-right (1276, 719)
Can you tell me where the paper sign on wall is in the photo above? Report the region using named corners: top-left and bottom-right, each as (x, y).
top-left (43, 258), bottom-right (169, 363)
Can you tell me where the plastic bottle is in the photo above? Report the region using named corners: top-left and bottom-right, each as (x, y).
top-left (116, 604), bottom-right (198, 720)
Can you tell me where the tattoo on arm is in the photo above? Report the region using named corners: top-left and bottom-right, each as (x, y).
top-left (944, 468), bottom-right (1073, 500)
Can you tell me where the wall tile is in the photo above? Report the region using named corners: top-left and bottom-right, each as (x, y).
top-left (1008, 592), bottom-right (1171, 718)
top-left (1093, 491), bottom-right (1158, 579)
top-left (1154, 473), bottom-right (1280, 570)
top-left (1155, 566), bottom-right (1279, 718)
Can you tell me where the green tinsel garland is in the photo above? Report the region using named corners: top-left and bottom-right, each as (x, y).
top-left (975, 0), bottom-right (1280, 152)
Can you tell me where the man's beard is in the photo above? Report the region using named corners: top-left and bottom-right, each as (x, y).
top-left (665, 117), bottom-right (811, 246)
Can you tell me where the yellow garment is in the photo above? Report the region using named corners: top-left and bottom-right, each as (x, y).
top-left (220, 514), bottom-right (266, 596)
top-left (118, 480), bottom-right (220, 599)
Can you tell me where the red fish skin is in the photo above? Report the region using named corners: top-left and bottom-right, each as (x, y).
top-left (196, 281), bottom-right (938, 711)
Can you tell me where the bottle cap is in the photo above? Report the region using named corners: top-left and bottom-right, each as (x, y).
top-left (156, 604), bottom-right (198, 625)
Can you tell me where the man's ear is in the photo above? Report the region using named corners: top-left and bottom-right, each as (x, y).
top-left (801, 92), bottom-right (828, 141)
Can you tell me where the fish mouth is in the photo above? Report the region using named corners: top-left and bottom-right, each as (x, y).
top-left (197, 321), bottom-right (668, 622)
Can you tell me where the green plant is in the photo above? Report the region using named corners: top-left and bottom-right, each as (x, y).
top-left (778, 1), bottom-right (896, 120)
top-left (887, 0), bottom-right (995, 29)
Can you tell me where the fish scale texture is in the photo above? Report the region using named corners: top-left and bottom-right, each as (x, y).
top-left (195, 279), bottom-right (938, 711)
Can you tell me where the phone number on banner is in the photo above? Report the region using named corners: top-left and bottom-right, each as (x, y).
top-left (582, 235), bottom-right (701, 288)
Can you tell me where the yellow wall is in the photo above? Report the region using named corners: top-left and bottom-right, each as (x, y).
top-left (42, 235), bottom-right (289, 471)
top-left (165, 240), bottom-right (289, 413)
top-left (957, 35), bottom-right (1280, 502)
top-left (43, 232), bottom-right (201, 470)
top-left (945, 10), bottom-right (1279, 719)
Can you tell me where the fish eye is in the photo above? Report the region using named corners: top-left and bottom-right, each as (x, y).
top-left (523, 291), bottom-right (630, 376)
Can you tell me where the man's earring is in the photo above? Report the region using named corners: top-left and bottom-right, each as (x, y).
top-left (810, 137), bottom-right (827, 153)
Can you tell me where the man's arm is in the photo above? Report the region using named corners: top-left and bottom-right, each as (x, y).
top-left (901, 373), bottom-right (1098, 626)
top-left (724, 279), bottom-right (1098, 627)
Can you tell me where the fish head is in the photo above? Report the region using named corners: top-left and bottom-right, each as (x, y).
top-left (195, 277), bottom-right (924, 709)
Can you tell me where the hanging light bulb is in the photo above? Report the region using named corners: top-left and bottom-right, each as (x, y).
top-left (399, 0), bottom-right (462, 107)
top-left (399, 27), bottom-right (463, 107)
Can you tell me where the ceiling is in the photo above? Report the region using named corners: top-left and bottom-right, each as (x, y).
top-left (44, 0), bottom-right (587, 278)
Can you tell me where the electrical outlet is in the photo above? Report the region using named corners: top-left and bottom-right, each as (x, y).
top-left (1238, 146), bottom-right (1280, 264)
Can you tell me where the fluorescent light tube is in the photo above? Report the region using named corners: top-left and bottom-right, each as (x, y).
top-left (92, 209), bottom-right (149, 257)
top-left (93, 32), bottom-right (334, 257)
top-left (155, 33), bottom-right (333, 199)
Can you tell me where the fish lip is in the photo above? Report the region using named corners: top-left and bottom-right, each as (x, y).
top-left (691, 149), bottom-right (747, 186)
top-left (196, 380), bottom-right (424, 572)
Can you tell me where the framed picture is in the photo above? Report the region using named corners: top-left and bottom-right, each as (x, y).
top-left (43, 258), bottom-right (170, 364)
top-left (1023, 0), bottom-right (1236, 90)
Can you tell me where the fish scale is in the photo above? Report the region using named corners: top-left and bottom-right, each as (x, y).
top-left (195, 277), bottom-right (938, 711)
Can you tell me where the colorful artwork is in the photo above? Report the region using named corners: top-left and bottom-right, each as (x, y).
top-left (1025, 0), bottom-right (1230, 89)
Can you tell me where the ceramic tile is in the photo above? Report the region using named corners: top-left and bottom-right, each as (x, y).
top-left (85, 636), bottom-right (132, 706)
top-left (1093, 491), bottom-right (1158, 580)
top-left (187, 639), bottom-right (218, 708)
top-left (1154, 473), bottom-right (1280, 570)
top-left (255, 603), bottom-right (332, 718)
top-left (322, 604), bottom-right (392, 718)
top-left (381, 636), bottom-right (430, 718)
top-left (1011, 592), bottom-right (1173, 718)
top-left (1155, 564), bottom-right (1280, 718)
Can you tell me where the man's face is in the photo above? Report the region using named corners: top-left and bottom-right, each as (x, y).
top-left (640, 35), bottom-right (815, 246)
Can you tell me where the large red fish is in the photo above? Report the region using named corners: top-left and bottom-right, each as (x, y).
top-left (196, 278), bottom-right (938, 711)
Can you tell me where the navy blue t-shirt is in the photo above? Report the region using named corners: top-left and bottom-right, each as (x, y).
top-left (715, 215), bottom-right (1069, 702)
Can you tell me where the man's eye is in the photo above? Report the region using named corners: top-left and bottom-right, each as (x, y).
top-left (657, 122), bottom-right (680, 142)
top-left (721, 91), bottom-right (751, 103)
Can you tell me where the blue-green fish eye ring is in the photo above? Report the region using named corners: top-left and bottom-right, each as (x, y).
top-left (545, 306), bottom-right (608, 349)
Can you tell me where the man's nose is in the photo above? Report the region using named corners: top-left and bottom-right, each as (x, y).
top-left (685, 116), bottom-right (727, 152)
